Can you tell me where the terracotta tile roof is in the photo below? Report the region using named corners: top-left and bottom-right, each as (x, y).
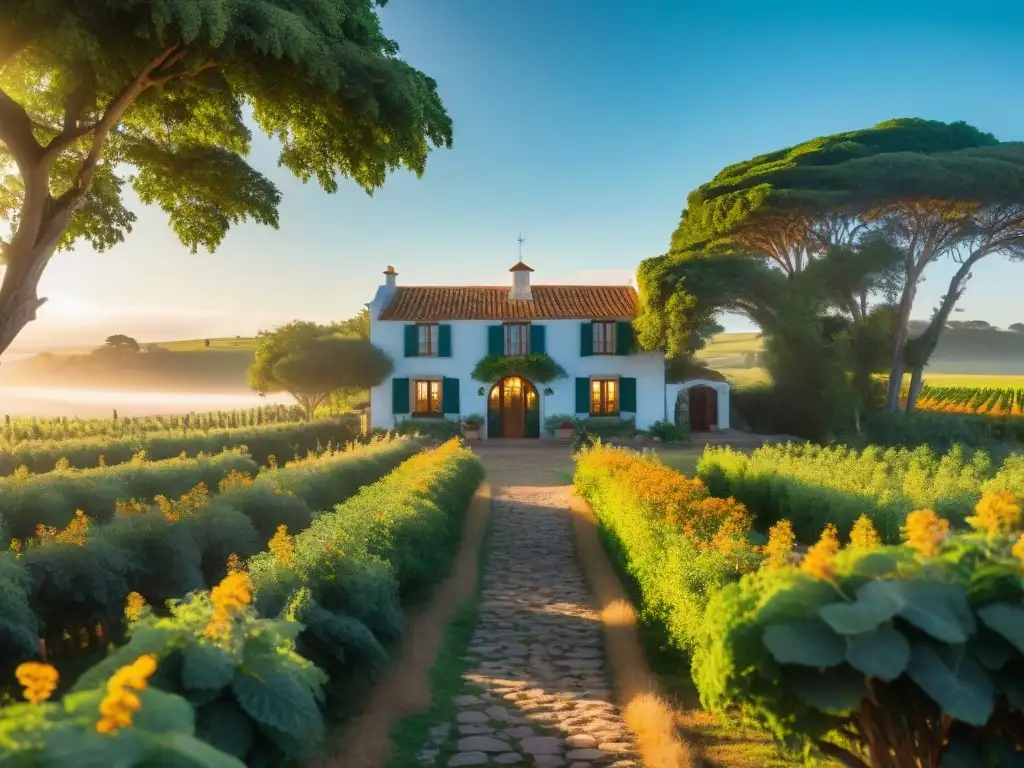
top-left (378, 285), bottom-right (639, 321)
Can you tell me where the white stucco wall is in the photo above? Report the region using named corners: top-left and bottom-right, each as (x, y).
top-left (665, 379), bottom-right (731, 430)
top-left (367, 288), bottom-right (667, 433)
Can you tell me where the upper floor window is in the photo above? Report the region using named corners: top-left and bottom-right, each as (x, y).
top-left (505, 323), bottom-right (530, 356)
top-left (418, 324), bottom-right (439, 357)
top-left (593, 321), bottom-right (616, 355)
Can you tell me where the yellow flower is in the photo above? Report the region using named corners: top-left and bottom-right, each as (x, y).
top-left (801, 524), bottom-right (840, 581)
top-left (902, 509), bottom-right (950, 557)
top-left (203, 571), bottom-right (253, 639)
top-left (1012, 534), bottom-right (1024, 571)
top-left (125, 592), bottom-right (146, 622)
top-left (218, 471), bottom-right (255, 492)
top-left (15, 661), bottom-right (59, 704)
top-left (762, 520), bottom-right (796, 570)
top-left (268, 524), bottom-right (294, 567)
top-left (96, 654), bottom-right (157, 734)
top-left (226, 552), bottom-right (242, 574)
top-left (849, 515), bottom-right (882, 550)
top-left (967, 490), bottom-right (1022, 536)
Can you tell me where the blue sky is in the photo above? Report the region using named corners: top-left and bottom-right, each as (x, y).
top-left (19, 0), bottom-right (1024, 351)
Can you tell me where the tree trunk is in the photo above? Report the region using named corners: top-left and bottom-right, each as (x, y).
top-left (883, 281), bottom-right (917, 413)
top-left (905, 364), bottom-right (926, 412)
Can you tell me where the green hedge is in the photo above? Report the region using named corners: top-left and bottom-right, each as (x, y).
top-left (248, 438), bottom-right (483, 712)
top-left (0, 415), bottom-right (360, 476)
top-left (697, 442), bottom-right (1024, 544)
top-left (0, 451), bottom-right (259, 541)
top-left (0, 437), bottom-right (426, 684)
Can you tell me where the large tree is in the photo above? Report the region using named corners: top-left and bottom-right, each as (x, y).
top-left (0, 0), bottom-right (451, 357)
top-left (249, 320), bottom-right (391, 419)
top-left (669, 118), bottom-right (1024, 413)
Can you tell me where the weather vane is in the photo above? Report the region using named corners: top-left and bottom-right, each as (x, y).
top-left (517, 232), bottom-right (526, 260)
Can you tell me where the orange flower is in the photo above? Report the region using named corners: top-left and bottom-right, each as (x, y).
top-left (902, 509), bottom-right (950, 557)
top-left (96, 654), bottom-right (157, 734)
top-left (15, 661), bottom-right (58, 704)
top-left (268, 524), bottom-right (295, 567)
top-left (967, 491), bottom-right (1022, 536)
top-left (849, 515), bottom-right (882, 550)
top-left (226, 552), bottom-right (242, 574)
top-left (203, 571), bottom-right (253, 639)
top-left (762, 520), bottom-right (796, 570)
top-left (124, 592), bottom-right (146, 622)
top-left (218, 471), bottom-right (254, 492)
top-left (801, 524), bottom-right (840, 581)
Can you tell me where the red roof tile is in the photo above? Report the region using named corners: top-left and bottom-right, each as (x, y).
top-left (378, 285), bottom-right (638, 321)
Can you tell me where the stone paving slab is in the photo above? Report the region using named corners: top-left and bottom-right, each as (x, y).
top-left (417, 484), bottom-right (637, 768)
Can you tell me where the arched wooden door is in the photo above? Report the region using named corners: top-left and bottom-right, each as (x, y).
top-left (487, 377), bottom-right (540, 438)
top-left (688, 385), bottom-right (718, 431)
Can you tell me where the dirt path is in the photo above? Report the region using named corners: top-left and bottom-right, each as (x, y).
top-left (312, 484), bottom-right (492, 768)
top-left (414, 444), bottom-right (637, 768)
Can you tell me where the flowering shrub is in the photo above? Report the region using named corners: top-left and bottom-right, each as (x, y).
top-left (247, 438), bottom-right (483, 709)
top-left (70, 571), bottom-right (326, 764)
top-left (574, 442), bottom-right (758, 652)
top-left (698, 442), bottom-right (1024, 543)
top-left (694, 490), bottom-right (1024, 768)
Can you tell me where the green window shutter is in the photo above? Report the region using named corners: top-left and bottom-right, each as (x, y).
top-left (392, 378), bottom-right (410, 414)
top-left (615, 321), bottom-right (633, 356)
top-left (438, 325), bottom-right (452, 357)
top-left (403, 325), bottom-right (418, 357)
top-left (580, 322), bottom-right (593, 357)
top-left (488, 325), bottom-right (504, 356)
top-left (442, 377), bottom-right (460, 413)
top-left (575, 378), bottom-right (590, 414)
top-left (530, 324), bottom-right (546, 354)
top-left (620, 377), bottom-right (637, 412)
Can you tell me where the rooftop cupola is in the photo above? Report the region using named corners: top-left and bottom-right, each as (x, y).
top-left (509, 261), bottom-right (534, 300)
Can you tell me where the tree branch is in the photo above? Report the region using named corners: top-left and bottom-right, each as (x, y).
top-left (149, 59), bottom-right (219, 86)
top-left (0, 87), bottom-right (42, 171)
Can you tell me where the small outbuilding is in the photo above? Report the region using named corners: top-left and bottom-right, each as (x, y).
top-left (665, 366), bottom-right (730, 431)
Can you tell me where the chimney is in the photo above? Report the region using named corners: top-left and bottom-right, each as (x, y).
top-left (509, 261), bottom-right (534, 300)
top-left (383, 265), bottom-right (398, 289)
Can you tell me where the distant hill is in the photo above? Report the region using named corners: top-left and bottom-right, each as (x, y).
top-left (0, 337), bottom-right (258, 392)
top-left (697, 326), bottom-right (1024, 387)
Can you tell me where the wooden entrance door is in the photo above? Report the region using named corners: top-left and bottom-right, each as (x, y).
top-left (688, 386), bottom-right (718, 431)
top-left (488, 377), bottom-right (539, 438)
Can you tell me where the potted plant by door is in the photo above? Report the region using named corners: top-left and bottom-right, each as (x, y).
top-left (462, 414), bottom-right (484, 440)
top-left (554, 418), bottom-right (575, 440)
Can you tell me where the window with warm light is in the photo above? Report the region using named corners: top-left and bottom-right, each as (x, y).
top-left (504, 323), bottom-right (530, 355)
top-left (592, 321), bottom-right (616, 354)
top-left (413, 379), bottom-right (442, 415)
top-left (417, 324), bottom-right (439, 356)
top-left (591, 379), bottom-right (618, 416)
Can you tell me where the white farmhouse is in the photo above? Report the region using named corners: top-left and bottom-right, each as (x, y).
top-left (367, 262), bottom-right (730, 437)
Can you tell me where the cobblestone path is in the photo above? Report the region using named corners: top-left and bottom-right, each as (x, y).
top-left (417, 484), bottom-right (638, 768)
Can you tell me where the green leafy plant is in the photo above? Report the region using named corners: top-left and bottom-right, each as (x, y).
top-left (646, 419), bottom-right (689, 443)
top-left (1, 657), bottom-right (245, 767)
top-left (544, 414), bottom-right (578, 435)
top-left (71, 572), bottom-right (326, 765)
top-left (461, 414), bottom-right (484, 428)
top-left (470, 353), bottom-right (567, 384)
top-left (694, 495), bottom-right (1024, 768)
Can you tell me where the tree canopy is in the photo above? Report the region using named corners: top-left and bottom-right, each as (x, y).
top-left (0, 0), bottom-right (451, 356)
top-left (249, 320), bottom-right (391, 419)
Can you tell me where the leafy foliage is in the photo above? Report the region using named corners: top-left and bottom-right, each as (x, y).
top-left (470, 353), bottom-right (567, 384)
top-left (697, 442), bottom-right (1024, 545)
top-left (0, 0), bottom-right (451, 354)
top-left (249, 322), bottom-right (392, 419)
top-left (574, 443), bottom-right (758, 653)
top-left (693, 498), bottom-right (1024, 767)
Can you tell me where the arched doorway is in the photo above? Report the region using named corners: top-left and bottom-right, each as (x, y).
top-left (688, 385), bottom-right (718, 431)
top-left (487, 377), bottom-right (540, 438)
